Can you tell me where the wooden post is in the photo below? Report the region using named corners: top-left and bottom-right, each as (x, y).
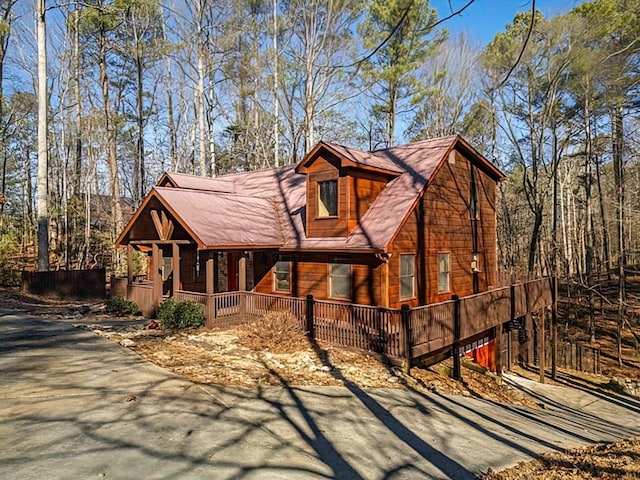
top-left (509, 283), bottom-right (515, 370)
top-left (206, 256), bottom-right (214, 326)
top-left (239, 254), bottom-right (247, 291)
top-left (539, 309), bottom-right (545, 383)
top-left (507, 328), bottom-right (512, 371)
top-left (239, 254), bottom-right (247, 317)
top-left (494, 325), bottom-right (503, 376)
top-left (401, 304), bottom-right (411, 375)
top-left (551, 276), bottom-right (558, 380)
top-left (381, 261), bottom-right (390, 308)
top-left (172, 243), bottom-right (180, 295)
top-left (152, 243), bottom-right (163, 311)
top-left (525, 312), bottom-right (533, 366)
top-left (305, 294), bottom-right (314, 338)
top-left (452, 294), bottom-right (462, 380)
top-left (213, 251), bottom-right (219, 293)
top-left (127, 245), bottom-right (133, 285)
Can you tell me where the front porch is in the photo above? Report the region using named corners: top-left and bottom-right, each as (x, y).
top-left (113, 271), bottom-right (556, 377)
top-left (119, 240), bottom-right (267, 317)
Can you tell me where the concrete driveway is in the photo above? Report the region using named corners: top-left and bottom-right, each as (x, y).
top-left (1, 307), bottom-right (639, 479)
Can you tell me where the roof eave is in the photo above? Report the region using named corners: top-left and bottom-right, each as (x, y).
top-left (454, 135), bottom-right (506, 181)
top-left (279, 246), bottom-right (383, 254)
top-left (200, 243), bottom-right (283, 251)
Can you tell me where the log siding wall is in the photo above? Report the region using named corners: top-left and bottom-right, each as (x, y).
top-left (388, 149), bottom-right (498, 307)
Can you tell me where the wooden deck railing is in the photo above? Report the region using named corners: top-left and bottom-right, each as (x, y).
top-left (313, 300), bottom-right (404, 357)
top-left (131, 278), bottom-right (555, 365)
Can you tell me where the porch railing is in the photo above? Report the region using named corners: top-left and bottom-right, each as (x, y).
top-left (134, 278), bottom-right (555, 366)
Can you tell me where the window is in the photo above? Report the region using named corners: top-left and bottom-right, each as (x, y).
top-left (400, 254), bottom-right (416, 299)
top-left (437, 253), bottom-right (450, 293)
top-left (318, 180), bottom-right (338, 217)
top-left (329, 263), bottom-right (351, 299)
top-left (273, 261), bottom-right (291, 292)
top-left (469, 178), bottom-right (478, 219)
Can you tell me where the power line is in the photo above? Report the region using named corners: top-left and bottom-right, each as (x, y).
top-left (331, 0), bottom-right (476, 71)
top-left (496, 0), bottom-right (537, 88)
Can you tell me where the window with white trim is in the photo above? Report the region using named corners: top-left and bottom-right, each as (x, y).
top-left (400, 254), bottom-right (416, 299)
top-left (273, 261), bottom-right (291, 292)
top-left (329, 262), bottom-right (351, 299)
top-left (437, 253), bottom-right (450, 293)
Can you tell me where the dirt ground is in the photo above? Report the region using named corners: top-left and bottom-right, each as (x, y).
top-left (480, 437), bottom-right (640, 479)
top-left (3, 286), bottom-right (640, 478)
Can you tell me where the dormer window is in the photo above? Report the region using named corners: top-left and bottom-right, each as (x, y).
top-left (318, 180), bottom-right (338, 217)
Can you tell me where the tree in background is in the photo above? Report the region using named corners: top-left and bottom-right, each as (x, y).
top-left (359, 0), bottom-right (444, 147)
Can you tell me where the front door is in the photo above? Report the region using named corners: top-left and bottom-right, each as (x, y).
top-left (227, 252), bottom-right (238, 291)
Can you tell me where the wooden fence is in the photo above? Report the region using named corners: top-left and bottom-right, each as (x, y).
top-left (22, 268), bottom-right (106, 299)
top-left (545, 339), bottom-right (601, 375)
top-left (162, 277), bottom-right (555, 365)
top-left (127, 283), bottom-right (155, 316)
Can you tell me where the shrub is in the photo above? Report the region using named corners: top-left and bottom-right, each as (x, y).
top-left (105, 295), bottom-right (139, 315)
top-left (238, 311), bottom-right (307, 354)
top-left (156, 297), bottom-right (178, 323)
top-left (157, 298), bottom-right (205, 329)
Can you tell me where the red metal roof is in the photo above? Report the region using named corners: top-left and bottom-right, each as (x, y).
top-left (118, 135), bottom-right (503, 252)
top-left (153, 187), bottom-right (283, 248)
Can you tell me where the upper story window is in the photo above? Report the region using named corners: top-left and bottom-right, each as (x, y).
top-left (438, 253), bottom-right (450, 293)
top-left (318, 180), bottom-right (338, 217)
top-left (469, 176), bottom-right (478, 220)
top-left (400, 254), bottom-right (416, 299)
top-left (273, 261), bottom-right (291, 292)
top-left (329, 262), bottom-right (351, 299)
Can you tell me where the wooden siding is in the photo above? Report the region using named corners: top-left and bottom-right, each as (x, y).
top-left (306, 153), bottom-right (349, 237)
top-left (253, 252), bottom-right (384, 305)
top-left (388, 148), bottom-right (498, 307)
top-left (347, 170), bottom-right (389, 231)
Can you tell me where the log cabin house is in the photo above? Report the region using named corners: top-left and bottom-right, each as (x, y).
top-left (116, 134), bottom-right (505, 309)
top-left (115, 135), bottom-right (514, 368)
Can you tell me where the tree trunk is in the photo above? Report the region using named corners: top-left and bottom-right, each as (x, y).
top-left (161, 13), bottom-right (177, 172)
top-left (99, 24), bottom-right (123, 239)
top-left (594, 154), bottom-right (611, 275)
top-left (584, 102), bottom-right (595, 343)
top-left (36, 0), bottom-right (49, 271)
top-left (196, 0), bottom-right (207, 176)
top-left (527, 207), bottom-right (543, 273)
top-left (135, 42), bottom-right (145, 203)
top-left (73, 5), bottom-right (82, 197)
top-left (273, 0), bottom-right (279, 167)
top-left (612, 106), bottom-right (625, 365)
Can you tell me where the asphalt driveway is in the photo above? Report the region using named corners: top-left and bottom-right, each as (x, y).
top-left (1, 307), bottom-right (639, 479)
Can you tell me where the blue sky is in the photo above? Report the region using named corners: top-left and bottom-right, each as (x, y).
top-left (432, 0), bottom-right (584, 45)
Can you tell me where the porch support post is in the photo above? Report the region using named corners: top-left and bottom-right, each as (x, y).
top-left (206, 254), bottom-right (214, 326)
top-left (524, 312), bottom-right (533, 366)
top-left (239, 253), bottom-right (247, 291)
top-left (381, 261), bottom-right (390, 308)
top-left (452, 294), bottom-right (462, 380)
top-left (494, 325), bottom-right (503, 376)
top-left (152, 243), bottom-right (162, 308)
top-left (127, 245), bottom-right (133, 285)
top-left (172, 243), bottom-right (180, 294)
top-left (206, 254), bottom-right (214, 295)
top-left (213, 251), bottom-right (219, 292)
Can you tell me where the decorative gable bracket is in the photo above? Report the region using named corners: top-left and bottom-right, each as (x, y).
top-left (150, 209), bottom-right (174, 241)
